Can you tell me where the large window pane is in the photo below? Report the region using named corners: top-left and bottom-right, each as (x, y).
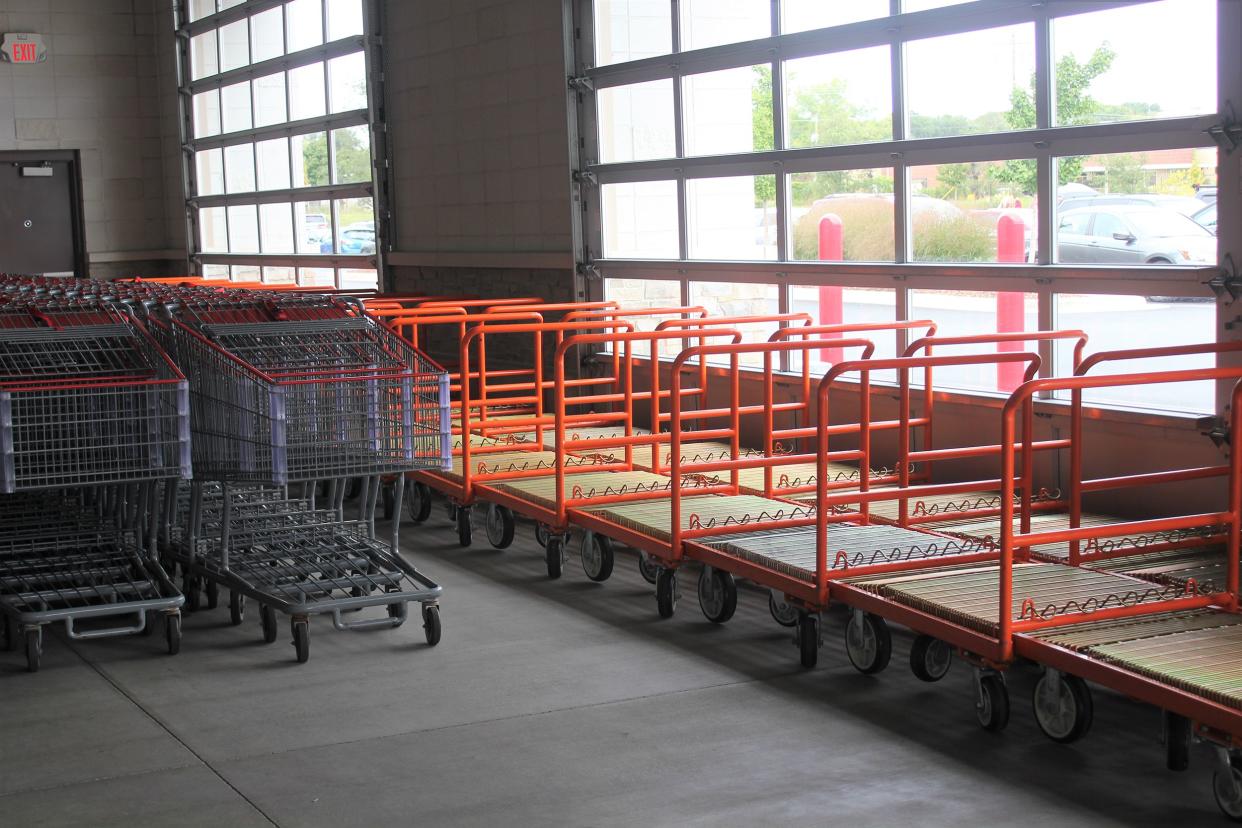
top-left (1055, 149), bottom-right (1217, 266)
top-left (292, 131), bottom-right (329, 187)
top-left (223, 143), bottom-right (256, 193)
top-left (783, 46), bottom-right (891, 149)
top-left (289, 63), bottom-right (327, 120)
top-left (190, 31), bottom-right (218, 81)
top-left (597, 80), bottom-right (675, 163)
top-left (1054, 294), bottom-right (1214, 413)
top-left (680, 0), bottom-right (771, 51)
top-left (687, 175), bottom-right (776, 260)
top-left (220, 80), bottom-right (252, 133)
top-left (339, 268), bottom-right (378, 290)
top-left (259, 202), bottom-right (296, 254)
top-left (298, 267), bottom-right (336, 287)
top-left (326, 0), bottom-right (364, 40)
top-left (1052, 0), bottom-right (1215, 127)
top-left (331, 125), bottom-right (371, 184)
top-left (687, 281), bottom-right (780, 367)
top-left (192, 90), bottom-right (221, 138)
top-left (218, 19), bottom-right (249, 72)
top-left (295, 201), bottom-right (333, 253)
top-left (231, 264), bottom-right (261, 283)
top-left (604, 278), bottom-right (683, 357)
top-left (600, 180), bottom-right (679, 259)
top-left (783, 0), bottom-right (889, 33)
top-left (908, 290), bottom-right (1039, 392)
top-left (195, 148), bottom-right (224, 196)
top-left (250, 7), bottom-right (285, 64)
top-left (334, 197), bottom-right (374, 254)
top-left (200, 206), bottom-right (228, 253)
top-left (263, 266), bottom-right (296, 285)
top-left (594, 0), bottom-right (672, 67)
top-left (789, 169), bottom-right (894, 262)
top-left (189, 0), bottom-right (216, 23)
top-left (202, 264), bottom-right (230, 281)
top-left (910, 160), bottom-right (1035, 263)
top-left (328, 51), bottom-right (367, 113)
top-left (789, 286), bottom-right (898, 379)
top-left (227, 204), bottom-right (260, 253)
top-left (907, 24), bottom-right (1034, 139)
top-left (683, 65), bottom-right (771, 156)
top-left (253, 72), bottom-right (288, 127)
top-left (286, 0), bottom-right (324, 52)
top-left (255, 137), bottom-right (291, 190)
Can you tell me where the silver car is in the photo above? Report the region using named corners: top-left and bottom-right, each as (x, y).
top-left (1057, 205), bottom-right (1215, 266)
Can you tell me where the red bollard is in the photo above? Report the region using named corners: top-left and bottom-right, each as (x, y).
top-left (817, 214), bottom-right (844, 363)
top-left (996, 213), bottom-right (1026, 392)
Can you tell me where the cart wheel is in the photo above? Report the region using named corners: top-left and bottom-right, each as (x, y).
top-left (165, 613), bottom-right (182, 655)
top-left (1033, 671), bottom-right (1093, 744)
top-left (845, 612), bottom-right (892, 675)
top-left (768, 591), bottom-right (799, 627)
top-left (1214, 756), bottom-right (1242, 821)
top-left (655, 568), bottom-right (678, 619)
top-left (1165, 711), bottom-right (1192, 772)
top-left (909, 635), bottom-right (952, 683)
top-left (291, 618), bottom-right (310, 664)
top-left (535, 523), bottom-right (550, 549)
top-left (546, 535), bottom-right (564, 579)
top-left (697, 567), bottom-right (737, 624)
top-left (444, 500), bottom-right (458, 523)
top-left (798, 613), bottom-right (819, 669)
top-left (422, 605), bottom-right (442, 646)
top-left (976, 672), bottom-right (1010, 732)
top-left (580, 532), bottom-right (615, 583)
top-left (405, 482), bottom-right (432, 524)
top-left (638, 551), bottom-right (660, 585)
top-left (183, 575), bottom-right (199, 612)
top-left (229, 590), bottom-right (245, 626)
top-left (24, 627), bottom-right (42, 673)
top-left (456, 506), bottom-right (472, 547)
top-left (485, 504), bottom-right (515, 549)
top-left (382, 484), bottom-right (395, 520)
top-left (260, 605), bottom-right (278, 644)
top-left (204, 579), bottom-right (219, 610)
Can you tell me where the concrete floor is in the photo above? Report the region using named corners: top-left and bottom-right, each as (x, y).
top-left (0, 512), bottom-right (1228, 827)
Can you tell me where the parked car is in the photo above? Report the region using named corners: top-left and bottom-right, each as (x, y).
top-left (1057, 205), bottom-right (1215, 265)
top-left (1195, 183), bottom-right (1217, 204)
top-left (1058, 193), bottom-right (1205, 218)
top-left (339, 225), bottom-right (376, 254)
top-left (1193, 201), bottom-right (1217, 234)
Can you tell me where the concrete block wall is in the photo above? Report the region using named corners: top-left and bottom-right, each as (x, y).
top-left (384, 0), bottom-right (575, 300)
top-left (0, 0), bottom-right (187, 276)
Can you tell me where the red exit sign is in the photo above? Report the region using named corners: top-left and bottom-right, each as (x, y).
top-left (1, 33), bottom-right (47, 65)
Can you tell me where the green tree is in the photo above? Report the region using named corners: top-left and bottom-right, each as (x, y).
top-left (752, 66), bottom-right (775, 206)
top-left (301, 129), bottom-right (372, 188)
top-left (1101, 152), bottom-right (1147, 193)
top-left (995, 45), bottom-right (1116, 194)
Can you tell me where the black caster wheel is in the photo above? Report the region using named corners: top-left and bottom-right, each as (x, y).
top-left (444, 500), bottom-right (458, 523)
top-left (422, 605), bottom-right (442, 646)
top-left (655, 568), bottom-right (678, 619)
top-left (204, 579), bottom-right (219, 611)
top-left (638, 551), bottom-right (660, 585)
top-left (24, 627), bottom-right (42, 673)
top-left (768, 591), bottom-right (799, 627)
top-left (1215, 755), bottom-right (1242, 822)
top-left (797, 613), bottom-right (819, 669)
top-left (697, 567), bottom-right (737, 624)
top-left (260, 605), bottom-right (278, 644)
top-left (183, 575), bottom-right (200, 612)
top-left (1165, 711), bottom-right (1192, 772)
top-left (382, 483), bottom-right (395, 520)
top-left (1032, 671), bottom-right (1093, 744)
top-left (845, 612), bottom-right (892, 675)
top-left (535, 523), bottom-right (550, 548)
top-left (909, 634), bottom-right (952, 682)
top-left (165, 613), bottom-right (182, 655)
top-left (456, 506), bottom-right (472, 547)
top-left (229, 590), bottom-right (245, 626)
top-left (386, 586), bottom-right (408, 622)
top-left (546, 535), bottom-right (564, 579)
top-left (485, 503), bottom-right (515, 549)
top-left (976, 672), bottom-right (1010, 732)
top-left (405, 482), bottom-right (432, 524)
top-left (291, 618), bottom-right (310, 664)
top-left (580, 532), bottom-right (614, 582)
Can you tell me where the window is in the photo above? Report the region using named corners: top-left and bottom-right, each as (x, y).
top-left (580, 0), bottom-right (1227, 418)
top-left (178, 0), bottom-right (381, 289)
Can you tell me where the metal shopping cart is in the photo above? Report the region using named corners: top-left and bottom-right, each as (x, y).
top-left (0, 301), bottom-right (190, 671)
top-left (157, 295), bottom-right (451, 662)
